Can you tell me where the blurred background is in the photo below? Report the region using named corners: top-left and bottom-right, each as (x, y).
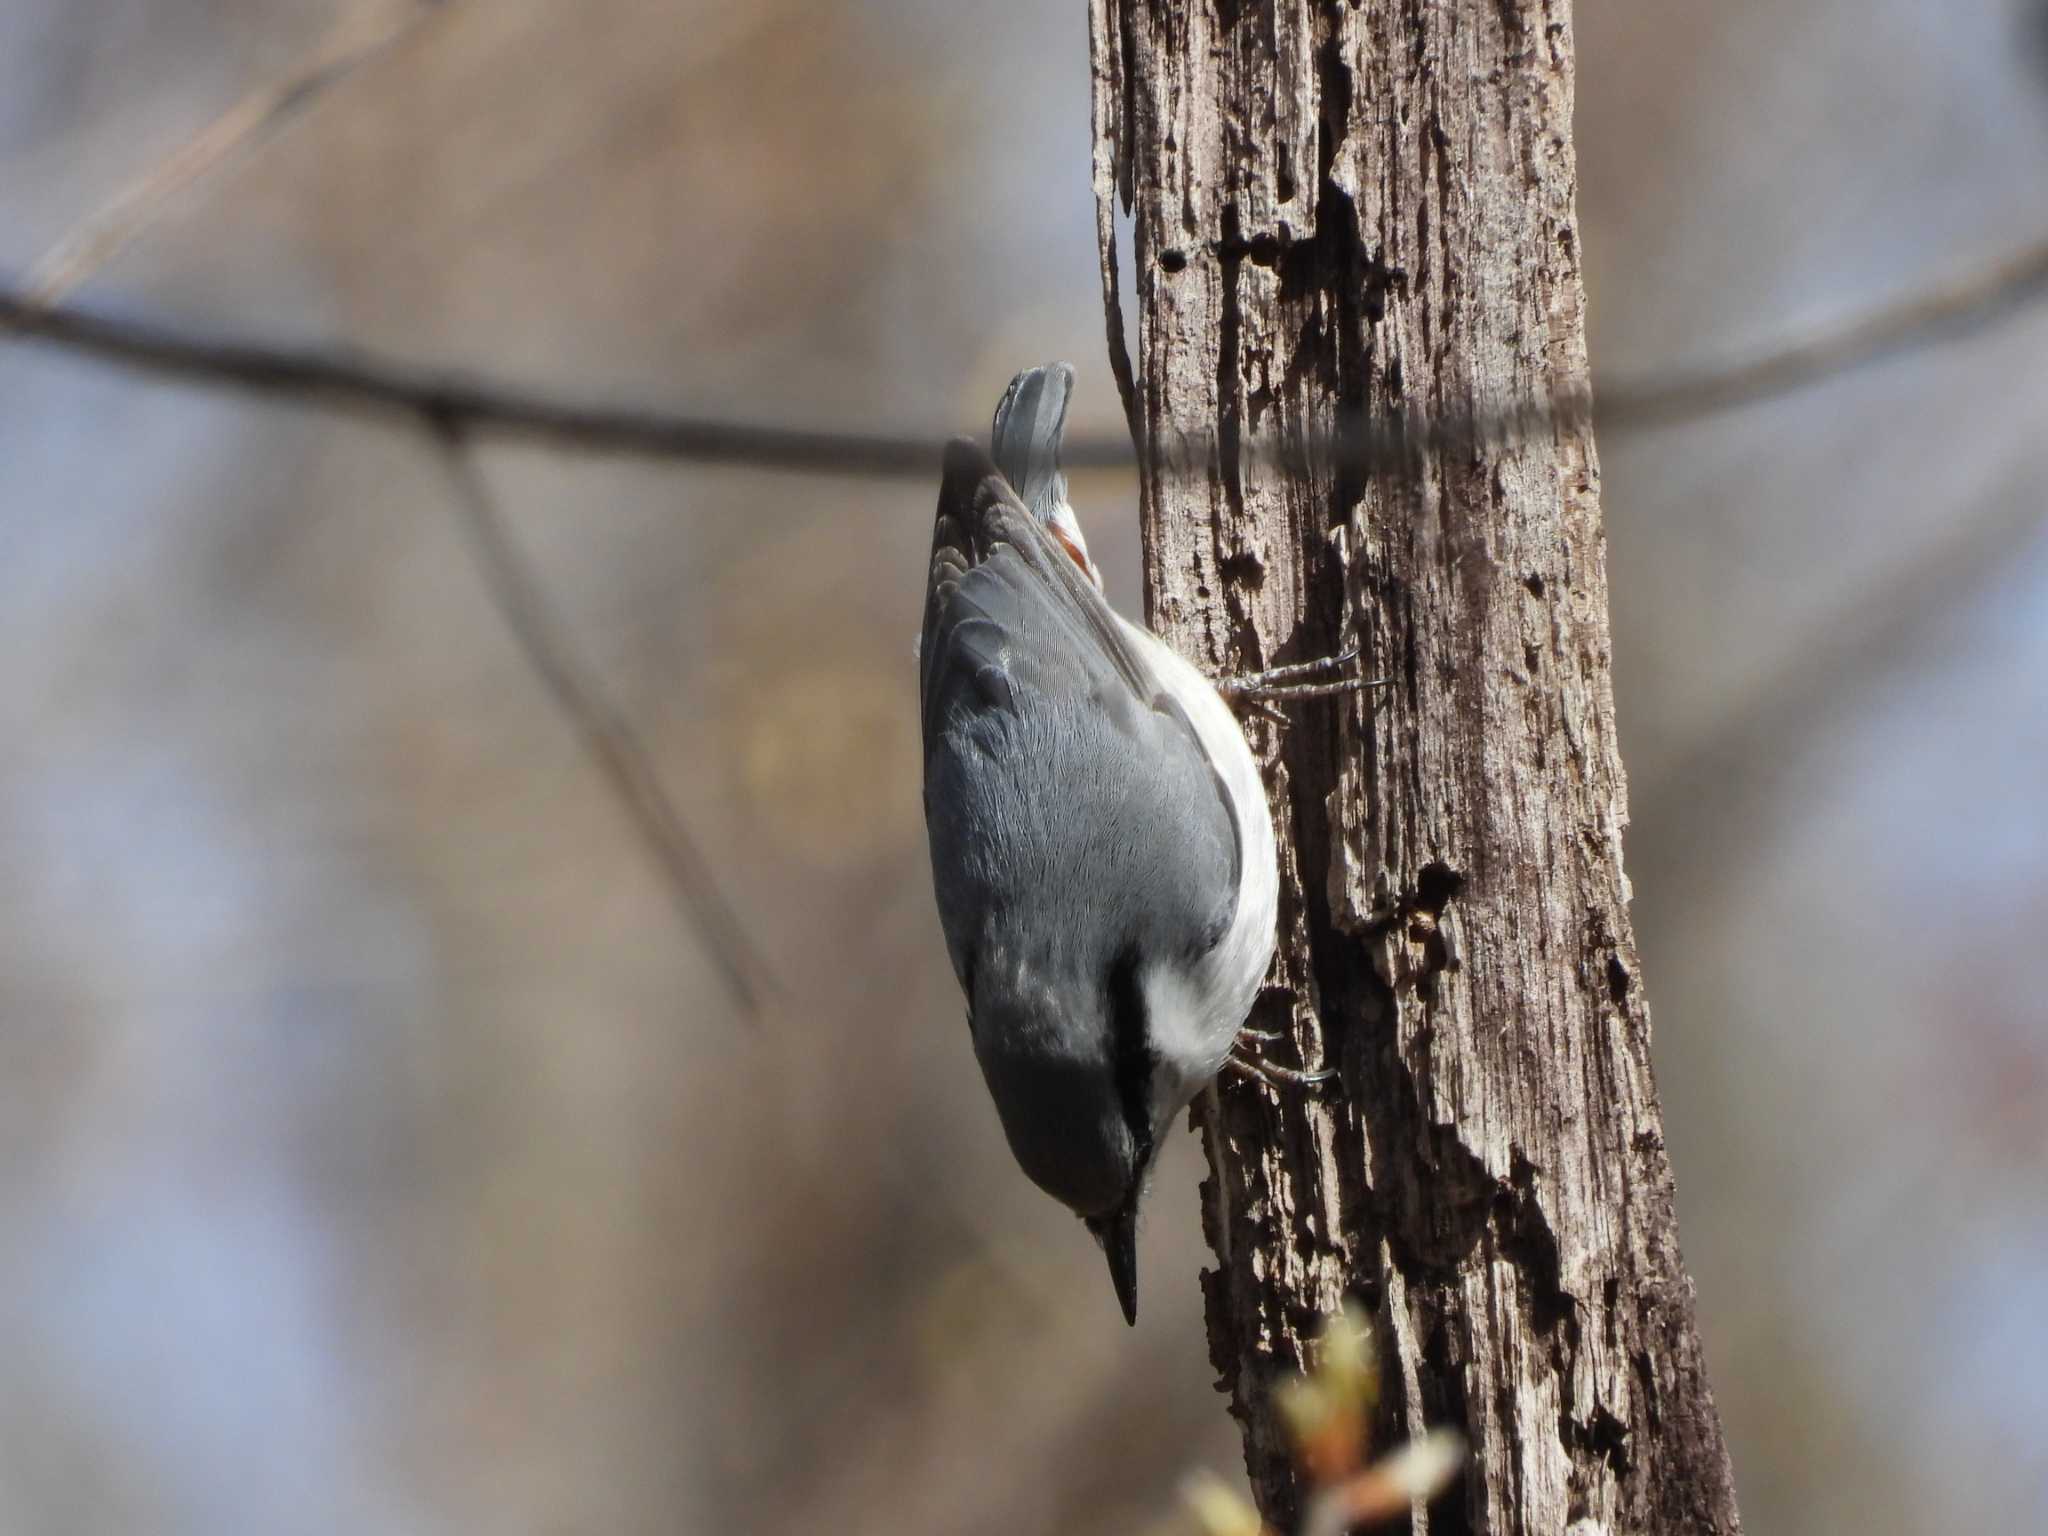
top-left (2, 1), bottom-right (2045, 1531)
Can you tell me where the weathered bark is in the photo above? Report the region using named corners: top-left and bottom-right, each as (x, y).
top-left (1088, 4), bottom-right (1742, 1533)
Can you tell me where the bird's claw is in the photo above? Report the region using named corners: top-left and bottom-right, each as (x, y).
top-left (1217, 642), bottom-right (1389, 708)
top-left (1225, 1029), bottom-right (1339, 1093)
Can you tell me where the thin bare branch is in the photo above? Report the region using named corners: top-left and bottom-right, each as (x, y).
top-left (5, 236), bottom-right (2047, 476)
top-left (18, 0), bottom-right (771, 1009)
top-left (1634, 458), bottom-right (2048, 887)
top-left (1601, 239), bottom-right (2048, 431)
top-left (22, 0), bottom-right (451, 308)
top-left (429, 421), bottom-right (770, 1019)
top-left (0, 286), bottom-right (961, 474)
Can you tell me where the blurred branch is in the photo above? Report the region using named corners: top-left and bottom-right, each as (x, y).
top-left (1600, 238), bottom-right (2048, 431)
top-left (21, 0), bottom-right (452, 307)
top-left (430, 421), bottom-right (770, 1019)
top-left (0, 285), bottom-right (968, 473)
top-left (1634, 458), bottom-right (2046, 885)
top-left (5, 236), bottom-right (2047, 475)
top-left (17, 0), bottom-right (773, 1012)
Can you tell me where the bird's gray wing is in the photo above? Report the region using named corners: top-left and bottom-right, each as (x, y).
top-left (919, 437), bottom-right (1152, 746)
top-left (919, 438), bottom-right (1240, 1001)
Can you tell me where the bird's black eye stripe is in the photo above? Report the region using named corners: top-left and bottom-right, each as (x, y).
top-left (1106, 943), bottom-right (1155, 1163)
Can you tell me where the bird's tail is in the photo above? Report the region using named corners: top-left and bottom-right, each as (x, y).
top-left (992, 362), bottom-right (1072, 520)
top-left (991, 362), bottom-right (1101, 589)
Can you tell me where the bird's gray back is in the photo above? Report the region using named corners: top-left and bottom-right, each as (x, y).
top-left (925, 681), bottom-right (1234, 1007)
top-left (919, 440), bottom-right (1238, 1010)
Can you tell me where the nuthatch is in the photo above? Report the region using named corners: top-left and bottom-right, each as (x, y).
top-left (920, 363), bottom-right (1356, 1324)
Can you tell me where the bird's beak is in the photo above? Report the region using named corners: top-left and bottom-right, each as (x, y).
top-left (1092, 1201), bottom-right (1140, 1327)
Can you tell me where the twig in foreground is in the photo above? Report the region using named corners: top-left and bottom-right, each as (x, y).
top-left (5, 236), bottom-right (2046, 477)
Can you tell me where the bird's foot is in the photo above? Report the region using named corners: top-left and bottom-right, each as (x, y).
top-left (1225, 1029), bottom-right (1338, 1092)
top-left (1216, 643), bottom-right (1389, 711)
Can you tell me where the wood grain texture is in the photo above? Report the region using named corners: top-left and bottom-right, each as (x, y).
top-left (1088, 3), bottom-right (1744, 1532)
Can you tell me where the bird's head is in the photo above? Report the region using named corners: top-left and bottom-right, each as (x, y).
top-left (968, 958), bottom-right (1158, 1325)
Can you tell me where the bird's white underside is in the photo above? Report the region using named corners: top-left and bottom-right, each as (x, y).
top-left (1118, 616), bottom-right (1280, 1134)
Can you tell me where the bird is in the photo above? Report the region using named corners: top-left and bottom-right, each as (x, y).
top-left (919, 362), bottom-right (1353, 1325)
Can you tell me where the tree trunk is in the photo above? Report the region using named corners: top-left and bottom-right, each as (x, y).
top-left (1088, 4), bottom-right (1743, 1533)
